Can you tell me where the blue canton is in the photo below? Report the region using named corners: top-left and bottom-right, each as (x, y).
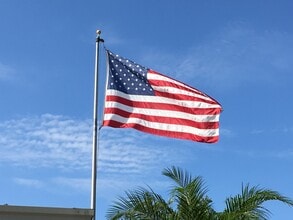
top-left (107, 51), bottom-right (155, 95)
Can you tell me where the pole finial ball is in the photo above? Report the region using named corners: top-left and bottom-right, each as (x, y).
top-left (96, 30), bottom-right (101, 35)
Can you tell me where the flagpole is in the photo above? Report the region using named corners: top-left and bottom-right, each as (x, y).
top-left (91, 29), bottom-right (104, 220)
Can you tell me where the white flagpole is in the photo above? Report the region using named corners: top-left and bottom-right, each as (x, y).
top-left (91, 30), bottom-right (104, 220)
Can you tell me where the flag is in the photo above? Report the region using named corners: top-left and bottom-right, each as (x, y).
top-left (102, 50), bottom-right (223, 143)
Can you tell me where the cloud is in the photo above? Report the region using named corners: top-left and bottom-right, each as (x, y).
top-left (181, 25), bottom-right (293, 89)
top-left (274, 150), bottom-right (293, 159)
top-left (0, 114), bottom-right (192, 176)
top-left (1, 114), bottom-right (201, 198)
top-left (98, 128), bottom-right (172, 175)
top-left (13, 176), bottom-right (91, 193)
top-left (250, 129), bottom-right (265, 134)
top-left (13, 178), bottom-right (44, 188)
top-left (220, 128), bottom-right (234, 137)
top-left (142, 24), bottom-right (293, 91)
top-left (0, 114), bottom-right (92, 170)
top-left (2, 114), bottom-right (266, 199)
top-left (250, 125), bottom-right (293, 135)
top-left (0, 62), bottom-right (15, 81)
top-left (53, 177), bottom-right (91, 192)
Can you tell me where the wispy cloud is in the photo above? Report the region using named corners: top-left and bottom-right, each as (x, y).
top-left (220, 128), bottom-right (234, 137)
top-left (0, 114), bottom-right (199, 195)
top-left (3, 113), bottom-right (287, 180)
top-left (98, 128), bottom-right (173, 175)
top-left (250, 125), bottom-right (293, 135)
top-left (0, 62), bottom-right (15, 81)
top-left (0, 114), bottom-right (192, 176)
top-left (250, 129), bottom-right (265, 134)
top-left (177, 26), bottom-right (293, 90)
top-left (13, 176), bottom-right (91, 193)
top-left (53, 177), bottom-right (91, 192)
top-left (4, 113), bottom-right (291, 200)
top-left (0, 114), bottom-right (92, 170)
top-left (140, 24), bottom-right (293, 91)
top-left (13, 178), bottom-right (44, 188)
top-left (274, 149), bottom-right (293, 159)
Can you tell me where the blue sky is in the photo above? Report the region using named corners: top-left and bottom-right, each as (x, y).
top-left (0, 0), bottom-right (293, 219)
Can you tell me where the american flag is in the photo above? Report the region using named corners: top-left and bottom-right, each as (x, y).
top-left (102, 50), bottom-right (222, 143)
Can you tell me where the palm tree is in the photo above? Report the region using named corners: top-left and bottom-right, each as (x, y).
top-left (106, 166), bottom-right (293, 220)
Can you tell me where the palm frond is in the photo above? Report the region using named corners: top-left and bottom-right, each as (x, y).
top-left (106, 186), bottom-right (175, 220)
top-left (162, 166), bottom-right (192, 188)
top-left (163, 166), bottom-right (214, 219)
top-left (221, 183), bottom-right (293, 220)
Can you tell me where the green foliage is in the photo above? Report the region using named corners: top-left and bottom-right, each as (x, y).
top-left (106, 167), bottom-right (293, 220)
top-left (218, 184), bottom-right (293, 220)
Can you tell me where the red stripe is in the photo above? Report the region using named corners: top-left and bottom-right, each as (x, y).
top-left (103, 120), bottom-right (219, 143)
top-left (105, 95), bottom-right (222, 115)
top-left (104, 107), bottom-right (219, 129)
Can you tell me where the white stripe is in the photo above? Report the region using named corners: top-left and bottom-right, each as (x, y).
top-left (106, 90), bottom-right (221, 109)
top-left (103, 114), bottom-right (219, 137)
top-left (104, 101), bottom-right (220, 122)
